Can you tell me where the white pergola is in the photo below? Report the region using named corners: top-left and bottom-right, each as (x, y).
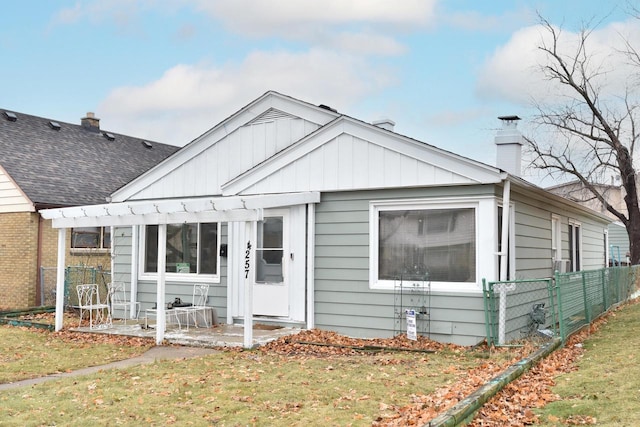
top-left (40, 192), bottom-right (320, 348)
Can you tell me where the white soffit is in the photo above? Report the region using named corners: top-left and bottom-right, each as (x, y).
top-left (222, 117), bottom-right (502, 195)
top-left (110, 91), bottom-right (339, 203)
top-left (40, 192), bottom-right (320, 228)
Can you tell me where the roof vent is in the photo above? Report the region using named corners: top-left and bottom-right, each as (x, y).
top-left (49, 121), bottom-right (61, 130)
top-left (372, 118), bottom-right (395, 132)
top-left (142, 140), bottom-right (152, 149)
top-left (4, 111), bottom-right (17, 121)
top-left (103, 132), bottom-right (115, 141)
top-left (318, 104), bottom-right (338, 113)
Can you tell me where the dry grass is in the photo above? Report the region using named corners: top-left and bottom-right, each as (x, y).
top-left (0, 326), bottom-right (523, 426)
top-left (537, 301), bottom-right (640, 426)
top-left (0, 325), bottom-right (153, 383)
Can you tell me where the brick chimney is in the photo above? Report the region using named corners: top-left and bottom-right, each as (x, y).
top-left (81, 112), bottom-right (100, 132)
top-left (495, 115), bottom-right (524, 177)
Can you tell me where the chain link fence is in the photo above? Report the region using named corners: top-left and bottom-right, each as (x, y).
top-left (483, 278), bottom-right (557, 346)
top-left (484, 265), bottom-right (640, 346)
top-left (40, 266), bottom-right (111, 307)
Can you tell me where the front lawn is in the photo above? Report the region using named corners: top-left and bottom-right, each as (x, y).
top-left (0, 326), bottom-right (153, 384)
top-left (0, 327), bottom-right (527, 426)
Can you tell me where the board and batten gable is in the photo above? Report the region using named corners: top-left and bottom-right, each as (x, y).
top-left (224, 117), bottom-right (502, 196)
top-left (0, 166), bottom-right (33, 213)
top-left (111, 92), bottom-right (340, 203)
top-left (124, 112), bottom-right (322, 200)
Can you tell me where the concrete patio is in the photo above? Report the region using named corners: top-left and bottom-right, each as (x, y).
top-left (71, 320), bottom-right (302, 349)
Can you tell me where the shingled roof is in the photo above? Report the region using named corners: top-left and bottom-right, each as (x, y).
top-left (0, 109), bottom-right (180, 207)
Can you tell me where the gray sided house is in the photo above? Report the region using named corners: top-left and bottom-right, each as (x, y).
top-left (41, 92), bottom-right (611, 346)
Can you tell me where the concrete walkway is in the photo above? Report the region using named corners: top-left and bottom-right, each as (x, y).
top-left (0, 345), bottom-right (218, 391)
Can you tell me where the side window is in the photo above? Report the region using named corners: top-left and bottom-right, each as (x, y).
top-left (551, 215), bottom-right (561, 262)
top-left (71, 227), bottom-right (110, 250)
top-left (568, 222), bottom-right (582, 272)
top-left (143, 223), bottom-right (219, 276)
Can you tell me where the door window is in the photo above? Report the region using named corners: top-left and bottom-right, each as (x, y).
top-left (256, 217), bottom-right (284, 283)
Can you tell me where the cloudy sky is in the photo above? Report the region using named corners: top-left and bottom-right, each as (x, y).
top-left (0, 1), bottom-right (635, 183)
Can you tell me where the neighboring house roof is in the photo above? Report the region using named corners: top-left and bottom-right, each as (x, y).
top-left (0, 109), bottom-right (179, 207)
top-left (545, 179), bottom-right (626, 221)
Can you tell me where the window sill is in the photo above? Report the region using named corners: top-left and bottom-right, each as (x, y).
top-left (70, 248), bottom-right (110, 255)
top-left (138, 273), bottom-right (221, 284)
top-left (370, 281), bottom-right (482, 293)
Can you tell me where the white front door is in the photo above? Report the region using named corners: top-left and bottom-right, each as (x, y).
top-left (253, 209), bottom-right (289, 316)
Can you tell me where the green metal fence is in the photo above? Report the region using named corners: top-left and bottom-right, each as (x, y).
top-left (555, 266), bottom-right (639, 341)
top-left (484, 266), bottom-right (640, 346)
top-left (40, 266), bottom-right (111, 308)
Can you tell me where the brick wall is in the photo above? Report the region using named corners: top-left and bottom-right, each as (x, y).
top-left (0, 212), bottom-right (39, 309)
top-left (0, 215), bottom-right (113, 310)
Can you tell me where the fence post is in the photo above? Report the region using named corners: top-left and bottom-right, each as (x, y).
top-left (601, 268), bottom-right (607, 312)
top-left (546, 278), bottom-right (558, 339)
top-left (482, 279), bottom-right (493, 346)
top-left (555, 271), bottom-right (566, 343)
top-left (493, 282), bottom-right (516, 345)
top-left (582, 271), bottom-right (591, 323)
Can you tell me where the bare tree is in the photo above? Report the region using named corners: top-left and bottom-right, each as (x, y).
top-left (527, 15), bottom-right (640, 264)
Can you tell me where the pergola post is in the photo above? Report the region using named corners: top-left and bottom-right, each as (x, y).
top-left (54, 228), bottom-right (66, 331)
top-left (243, 220), bottom-right (256, 348)
top-left (130, 225), bottom-right (139, 319)
top-left (155, 223), bottom-right (167, 345)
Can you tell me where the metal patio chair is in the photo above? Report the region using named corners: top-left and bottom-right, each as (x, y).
top-left (174, 284), bottom-right (211, 330)
top-left (107, 282), bottom-right (140, 324)
top-left (76, 284), bottom-right (111, 329)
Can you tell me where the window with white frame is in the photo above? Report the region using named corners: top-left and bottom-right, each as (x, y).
top-left (371, 201), bottom-right (477, 288)
top-left (551, 215), bottom-right (561, 263)
top-left (143, 223), bottom-right (219, 276)
top-left (71, 227), bottom-right (111, 250)
top-left (568, 221), bottom-right (582, 272)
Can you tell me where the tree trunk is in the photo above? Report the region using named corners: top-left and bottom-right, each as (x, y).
top-left (622, 165), bottom-right (640, 265)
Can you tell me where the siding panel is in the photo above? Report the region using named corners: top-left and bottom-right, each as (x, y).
top-left (313, 187), bottom-right (491, 345)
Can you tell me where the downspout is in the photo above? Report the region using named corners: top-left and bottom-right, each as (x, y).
top-left (499, 179), bottom-right (511, 282)
top-left (496, 178), bottom-right (512, 345)
top-left (36, 215), bottom-right (44, 306)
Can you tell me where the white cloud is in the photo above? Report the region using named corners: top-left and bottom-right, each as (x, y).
top-left (188, 0), bottom-right (434, 55)
top-left (50, 2), bottom-right (84, 25)
top-left (98, 49), bottom-right (397, 145)
top-left (476, 19), bottom-right (640, 106)
top-left (445, 8), bottom-right (533, 33)
top-left (193, 0), bottom-right (437, 35)
top-left (326, 32), bottom-right (407, 56)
